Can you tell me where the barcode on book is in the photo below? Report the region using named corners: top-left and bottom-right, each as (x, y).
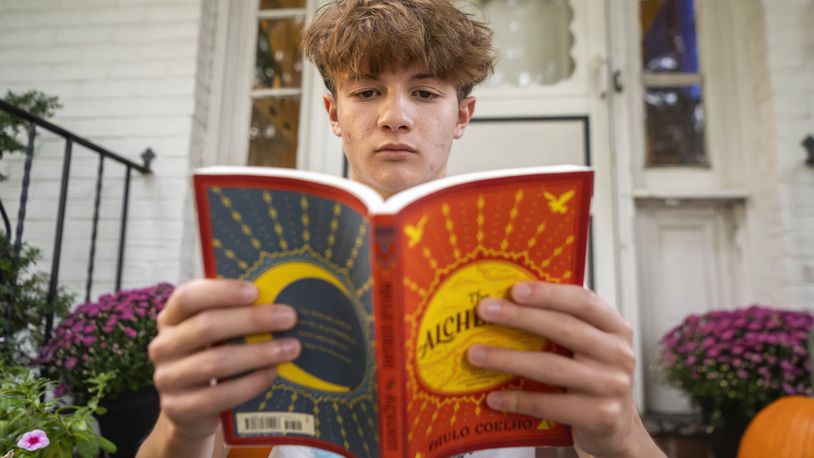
top-left (236, 412), bottom-right (316, 436)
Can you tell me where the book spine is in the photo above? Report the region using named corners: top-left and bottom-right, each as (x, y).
top-left (371, 214), bottom-right (405, 458)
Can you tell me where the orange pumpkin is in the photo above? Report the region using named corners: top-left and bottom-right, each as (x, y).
top-left (738, 395), bottom-right (814, 457)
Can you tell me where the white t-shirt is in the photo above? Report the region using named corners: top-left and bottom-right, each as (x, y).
top-left (270, 446), bottom-right (534, 458)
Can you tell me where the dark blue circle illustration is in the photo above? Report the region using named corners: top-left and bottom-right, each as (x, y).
top-left (275, 278), bottom-right (366, 391)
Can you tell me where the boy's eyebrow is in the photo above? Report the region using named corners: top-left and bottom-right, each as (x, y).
top-left (410, 73), bottom-right (438, 81)
top-left (344, 72), bottom-right (440, 82)
top-left (346, 72), bottom-right (378, 82)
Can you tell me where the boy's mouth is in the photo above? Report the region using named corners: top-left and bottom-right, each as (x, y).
top-left (375, 143), bottom-right (417, 154)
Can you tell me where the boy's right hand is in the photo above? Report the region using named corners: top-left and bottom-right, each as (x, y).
top-left (148, 279), bottom-right (301, 440)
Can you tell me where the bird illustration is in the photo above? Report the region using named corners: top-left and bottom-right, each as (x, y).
top-left (404, 214), bottom-right (428, 248)
top-left (544, 190), bottom-right (574, 214)
top-left (537, 419), bottom-right (555, 430)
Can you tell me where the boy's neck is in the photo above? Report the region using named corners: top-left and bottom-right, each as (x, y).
top-left (349, 171), bottom-right (448, 200)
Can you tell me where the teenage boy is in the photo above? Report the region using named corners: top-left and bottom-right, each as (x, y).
top-left (138, 1), bottom-right (665, 457)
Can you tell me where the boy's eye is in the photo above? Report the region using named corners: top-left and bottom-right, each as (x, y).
top-left (415, 90), bottom-right (437, 100)
top-left (354, 90), bottom-right (378, 99)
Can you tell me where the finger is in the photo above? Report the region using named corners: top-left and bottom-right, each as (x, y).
top-left (467, 345), bottom-right (632, 397)
top-left (161, 367), bottom-right (279, 424)
top-left (149, 304), bottom-right (297, 362)
top-left (158, 279), bottom-right (258, 328)
top-left (485, 390), bottom-right (628, 435)
top-left (154, 338), bottom-right (301, 391)
top-left (477, 299), bottom-right (632, 365)
top-left (510, 282), bottom-right (631, 337)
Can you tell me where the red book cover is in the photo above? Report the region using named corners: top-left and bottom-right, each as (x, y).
top-left (193, 165), bottom-right (593, 458)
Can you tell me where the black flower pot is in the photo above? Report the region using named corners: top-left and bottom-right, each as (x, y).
top-left (701, 405), bottom-right (751, 458)
top-left (97, 384), bottom-right (161, 458)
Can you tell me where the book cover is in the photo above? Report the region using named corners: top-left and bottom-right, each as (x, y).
top-left (193, 165), bottom-right (593, 458)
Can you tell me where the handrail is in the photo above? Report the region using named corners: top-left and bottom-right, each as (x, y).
top-left (0, 98), bottom-right (155, 348)
top-left (0, 99), bottom-right (154, 173)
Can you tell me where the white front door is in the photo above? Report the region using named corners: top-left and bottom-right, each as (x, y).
top-left (609, 0), bottom-right (750, 413)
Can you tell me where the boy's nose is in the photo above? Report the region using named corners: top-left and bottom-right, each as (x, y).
top-left (377, 94), bottom-right (414, 132)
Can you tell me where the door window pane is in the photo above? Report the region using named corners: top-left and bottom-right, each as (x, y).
top-left (249, 96), bottom-right (301, 168)
top-left (255, 18), bottom-right (305, 90)
top-left (640, 0), bottom-right (708, 167)
top-left (644, 85), bottom-right (706, 166)
top-left (640, 0), bottom-right (699, 73)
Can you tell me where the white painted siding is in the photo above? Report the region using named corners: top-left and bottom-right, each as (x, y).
top-left (0, 0), bottom-right (212, 301)
top-left (754, 0), bottom-right (814, 307)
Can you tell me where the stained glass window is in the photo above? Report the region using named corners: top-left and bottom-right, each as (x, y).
top-left (640, 0), bottom-right (708, 166)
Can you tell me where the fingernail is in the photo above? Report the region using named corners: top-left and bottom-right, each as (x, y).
top-left (513, 282), bottom-right (532, 301)
top-left (241, 283), bottom-right (258, 301)
top-left (486, 392), bottom-right (503, 410)
top-left (479, 299), bottom-right (502, 319)
top-left (468, 345), bottom-right (487, 364)
top-left (272, 306), bottom-right (296, 324)
top-left (280, 340), bottom-right (299, 358)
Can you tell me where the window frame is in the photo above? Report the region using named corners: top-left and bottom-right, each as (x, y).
top-left (204, 0), bottom-right (341, 173)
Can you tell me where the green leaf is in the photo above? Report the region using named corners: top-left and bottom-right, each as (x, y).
top-left (99, 436), bottom-right (117, 453)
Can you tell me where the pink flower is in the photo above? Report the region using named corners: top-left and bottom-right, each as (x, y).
top-left (17, 429), bottom-right (49, 451)
top-left (54, 383), bottom-right (68, 398)
top-left (119, 308), bottom-right (136, 321)
top-left (123, 327), bottom-right (138, 338)
top-left (65, 357), bottom-right (78, 370)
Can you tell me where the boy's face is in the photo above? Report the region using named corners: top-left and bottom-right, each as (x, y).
top-left (324, 66), bottom-right (476, 198)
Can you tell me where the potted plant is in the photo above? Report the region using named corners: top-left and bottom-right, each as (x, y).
top-left (0, 363), bottom-right (116, 457)
top-left (37, 283), bottom-right (174, 457)
top-left (659, 305), bottom-right (814, 458)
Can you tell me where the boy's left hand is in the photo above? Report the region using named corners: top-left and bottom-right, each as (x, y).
top-left (466, 282), bottom-right (663, 458)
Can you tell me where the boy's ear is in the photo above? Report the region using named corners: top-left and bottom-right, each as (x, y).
top-left (453, 96), bottom-right (477, 139)
top-left (323, 92), bottom-right (342, 136)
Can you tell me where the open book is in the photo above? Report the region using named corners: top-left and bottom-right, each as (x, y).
top-left (193, 165), bottom-right (594, 458)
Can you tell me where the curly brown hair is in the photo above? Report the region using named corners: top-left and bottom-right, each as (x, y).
top-left (303, 0), bottom-right (495, 99)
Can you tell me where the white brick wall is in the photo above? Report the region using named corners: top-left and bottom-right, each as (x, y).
top-left (0, 0), bottom-right (209, 301)
top-left (758, 0), bottom-right (814, 306)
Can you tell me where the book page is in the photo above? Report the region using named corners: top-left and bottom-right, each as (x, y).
top-left (194, 172), bottom-right (378, 457)
top-left (392, 170), bottom-right (592, 456)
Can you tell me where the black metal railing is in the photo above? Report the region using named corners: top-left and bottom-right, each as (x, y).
top-left (0, 98), bottom-right (154, 345)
